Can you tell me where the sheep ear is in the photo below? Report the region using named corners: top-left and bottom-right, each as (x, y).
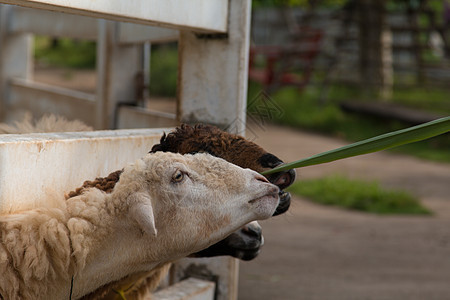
top-left (129, 193), bottom-right (157, 237)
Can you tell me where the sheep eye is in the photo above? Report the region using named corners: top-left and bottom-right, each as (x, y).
top-left (172, 170), bottom-right (185, 183)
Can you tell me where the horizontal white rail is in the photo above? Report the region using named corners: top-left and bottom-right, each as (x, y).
top-left (10, 6), bottom-right (97, 39)
top-left (10, 6), bottom-right (179, 43)
top-left (117, 106), bottom-right (177, 129)
top-left (0, 0), bottom-right (228, 33)
top-left (118, 23), bottom-right (179, 44)
top-left (9, 78), bottom-right (96, 126)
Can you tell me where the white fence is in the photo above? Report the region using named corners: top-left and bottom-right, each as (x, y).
top-left (0, 1), bottom-right (252, 299)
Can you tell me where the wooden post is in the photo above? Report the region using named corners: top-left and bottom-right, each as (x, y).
top-left (178, 0), bottom-right (251, 136)
top-left (357, 0), bottom-right (393, 100)
top-left (406, 4), bottom-right (426, 85)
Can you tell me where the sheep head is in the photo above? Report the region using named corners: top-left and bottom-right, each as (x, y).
top-left (111, 152), bottom-right (280, 261)
top-left (150, 123), bottom-right (296, 261)
top-left (151, 123), bottom-right (295, 216)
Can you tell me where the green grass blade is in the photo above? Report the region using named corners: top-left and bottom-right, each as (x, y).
top-left (262, 116), bottom-right (450, 175)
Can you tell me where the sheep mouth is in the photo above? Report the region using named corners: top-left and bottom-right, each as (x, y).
top-left (248, 192), bottom-right (280, 219)
top-left (248, 193), bottom-right (278, 204)
top-left (274, 190), bottom-right (291, 216)
top-left (266, 168), bottom-right (296, 216)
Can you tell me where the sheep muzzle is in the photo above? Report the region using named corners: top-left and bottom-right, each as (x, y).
top-left (265, 167), bottom-right (296, 216)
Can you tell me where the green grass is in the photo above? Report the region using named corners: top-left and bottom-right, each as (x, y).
top-left (34, 36), bottom-right (96, 69)
top-left (148, 43), bottom-right (178, 97)
top-left (247, 82), bottom-right (450, 163)
top-left (391, 87), bottom-right (450, 115)
top-left (34, 37), bottom-right (179, 97)
top-left (287, 175), bottom-right (431, 215)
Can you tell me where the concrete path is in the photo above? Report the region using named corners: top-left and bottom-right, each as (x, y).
top-left (239, 123), bottom-right (450, 300)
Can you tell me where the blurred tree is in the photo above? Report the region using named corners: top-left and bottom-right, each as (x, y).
top-left (356, 0), bottom-right (393, 100)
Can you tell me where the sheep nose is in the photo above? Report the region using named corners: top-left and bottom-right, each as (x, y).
top-left (254, 173), bottom-right (270, 184)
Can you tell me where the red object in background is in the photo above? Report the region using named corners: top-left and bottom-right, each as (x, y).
top-left (248, 27), bottom-right (323, 92)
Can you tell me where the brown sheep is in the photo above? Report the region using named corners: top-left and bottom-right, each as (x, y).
top-left (0, 152), bottom-right (280, 299)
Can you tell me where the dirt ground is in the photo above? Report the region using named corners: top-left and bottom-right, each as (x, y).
top-left (33, 69), bottom-right (450, 299)
top-left (238, 124), bottom-right (450, 300)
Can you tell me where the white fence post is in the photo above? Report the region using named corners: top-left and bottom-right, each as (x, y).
top-left (96, 19), bottom-right (143, 129)
top-left (0, 4), bottom-right (33, 122)
top-left (178, 0), bottom-right (252, 136)
top-left (173, 1), bottom-right (252, 299)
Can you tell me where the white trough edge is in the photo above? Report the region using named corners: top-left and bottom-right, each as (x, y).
top-left (0, 0), bottom-right (228, 33)
top-left (117, 106), bottom-right (178, 129)
top-left (0, 128), bottom-right (173, 212)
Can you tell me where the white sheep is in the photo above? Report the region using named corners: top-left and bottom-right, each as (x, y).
top-left (0, 112), bottom-right (92, 134)
top-left (0, 152), bottom-right (279, 299)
